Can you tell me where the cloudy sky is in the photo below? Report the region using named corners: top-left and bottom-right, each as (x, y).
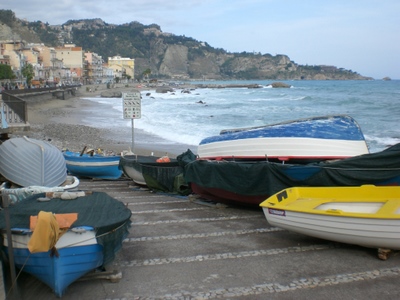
top-left (4, 0), bottom-right (399, 79)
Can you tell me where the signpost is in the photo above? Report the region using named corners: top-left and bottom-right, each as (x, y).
top-left (122, 91), bottom-right (141, 152)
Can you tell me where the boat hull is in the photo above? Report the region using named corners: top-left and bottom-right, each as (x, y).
top-left (0, 137), bottom-right (67, 187)
top-left (63, 151), bottom-right (122, 179)
top-left (3, 228), bottom-right (103, 297)
top-left (190, 183), bottom-right (267, 207)
top-left (119, 155), bottom-right (159, 185)
top-left (198, 115), bottom-right (369, 161)
top-left (198, 137), bottom-right (369, 161)
top-left (260, 185), bottom-right (400, 250)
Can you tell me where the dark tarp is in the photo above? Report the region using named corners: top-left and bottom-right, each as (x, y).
top-left (181, 143), bottom-right (400, 197)
top-left (0, 191), bottom-right (131, 266)
top-left (119, 149), bottom-right (196, 195)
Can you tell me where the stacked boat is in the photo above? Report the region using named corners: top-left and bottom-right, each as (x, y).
top-left (186, 114), bottom-right (400, 256)
top-left (184, 115), bottom-right (381, 206)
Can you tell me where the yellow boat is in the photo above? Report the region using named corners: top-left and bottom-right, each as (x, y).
top-left (260, 185), bottom-right (400, 252)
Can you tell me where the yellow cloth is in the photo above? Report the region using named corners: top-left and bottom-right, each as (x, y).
top-left (28, 211), bottom-right (78, 253)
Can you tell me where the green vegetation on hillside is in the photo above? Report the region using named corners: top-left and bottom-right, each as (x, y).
top-left (0, 10), bottom-right (371, 80)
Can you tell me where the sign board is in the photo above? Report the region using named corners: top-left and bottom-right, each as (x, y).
top-left (123, 92), bottom-right (141, 119)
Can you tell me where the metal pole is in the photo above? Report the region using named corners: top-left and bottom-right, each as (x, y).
top-left (2, 193), bottom-right (18, 298)
top-left (131, 118), bottom-right (134, 153)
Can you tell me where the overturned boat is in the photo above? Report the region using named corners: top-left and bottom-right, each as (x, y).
top-left (197, 115), bottom-right (369, 162)
top-left (0, 136), bottom-right (67, 187)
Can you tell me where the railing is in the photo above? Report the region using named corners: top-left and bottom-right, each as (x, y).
top-left (0, 85), bottom-right (81, 132)
top-left (0, 93), bottom-right (27, 131)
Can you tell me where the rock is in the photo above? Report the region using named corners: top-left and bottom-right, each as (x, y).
top-left (100, 90), bottom-right (123, 98)
top-left (269, 82), bottom-right (291, 88)
top-left (156, 87), bottom-right (174, 93)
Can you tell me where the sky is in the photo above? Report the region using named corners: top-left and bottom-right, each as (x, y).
top-left (4, 0), bottom-right (400, 79)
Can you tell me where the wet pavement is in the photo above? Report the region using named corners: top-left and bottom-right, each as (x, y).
top-left (4, 177), bottom-right (400, 299)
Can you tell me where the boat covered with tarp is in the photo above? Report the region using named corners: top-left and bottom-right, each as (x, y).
top-left (0, 191), bottom-right (131, 297)
top-left (181, 143), bottom-right (400, 206)
top-left (119, 149), bottom-right (195, 195)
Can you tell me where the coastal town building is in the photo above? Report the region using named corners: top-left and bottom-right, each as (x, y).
top-left (0, 39), bottom-right (25, 81)
top-left (84, 51), bottom-right (104, 84)
top-left (55, 44), bottom-right (84, 83)
top-left (102, 64), bottom-right (114, 83)
top-left (107, 55), bottom-right (135, 81)
top-left (25, 43), bottom-right (66, 85)
top-left (1, 38), bottom-right (130, 87)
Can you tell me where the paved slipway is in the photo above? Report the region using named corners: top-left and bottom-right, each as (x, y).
top-left (6, 178), bottom-right (400, 300)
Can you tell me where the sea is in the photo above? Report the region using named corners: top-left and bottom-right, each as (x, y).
top-left (80, 80), bottom-right (400, 155)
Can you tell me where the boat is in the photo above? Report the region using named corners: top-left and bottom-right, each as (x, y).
top-left (197, 115), bottom-right (369, 162)
top-left (0, 191), bottom-right (131, 297)
top-left (0, 175), bottom-right (80, 205)
top-left (260, 185), bottom-right (400, 253)
top-left (63, 150), bottom-right (122, 180)
top-left (119, 154), bottom-right (163, 186)
top-left (0, 136), bottom-right (67, 187)
top-left (182, 143), bottom-right (400, 207)
top-left (119, 149), bottom-right (195, 194)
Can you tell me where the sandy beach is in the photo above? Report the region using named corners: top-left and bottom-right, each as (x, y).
top-left (11, 84), bottom-right (195, 158)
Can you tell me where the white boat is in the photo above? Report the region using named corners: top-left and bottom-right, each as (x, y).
top-left (0, 175), bottom-right (79, 205)
top-left (198, 115), bottom-right (369, 162)
top-left (260, 185), bottom-right (400, 253)
top-left (0, 136), bottom-right (67, 187)
top-left (119, 154), bottom-right (158, 185)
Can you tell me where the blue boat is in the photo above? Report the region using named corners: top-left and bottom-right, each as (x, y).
top-left (198, 115), bottom-right (369, 162)
top-left (63, 150), bottom-right (122, 179)
top-left (0, 191), bottom-right (131, 297)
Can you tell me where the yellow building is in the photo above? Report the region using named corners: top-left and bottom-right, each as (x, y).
top-left (107, 55), bottom-right (134, 80)
top-left (0, 40), bottom-right (24, 76)
top-left (55, 44), bottom-right (84, 82)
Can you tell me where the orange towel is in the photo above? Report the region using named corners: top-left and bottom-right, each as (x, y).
top-left (30, 212), bottom-right (78, 230)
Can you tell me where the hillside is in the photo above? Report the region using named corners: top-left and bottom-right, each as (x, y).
top-left (0, 9), bottom-right (371, 80)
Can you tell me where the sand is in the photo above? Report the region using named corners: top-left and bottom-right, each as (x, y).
top-left (10, 84), bottom-right (195, 158)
